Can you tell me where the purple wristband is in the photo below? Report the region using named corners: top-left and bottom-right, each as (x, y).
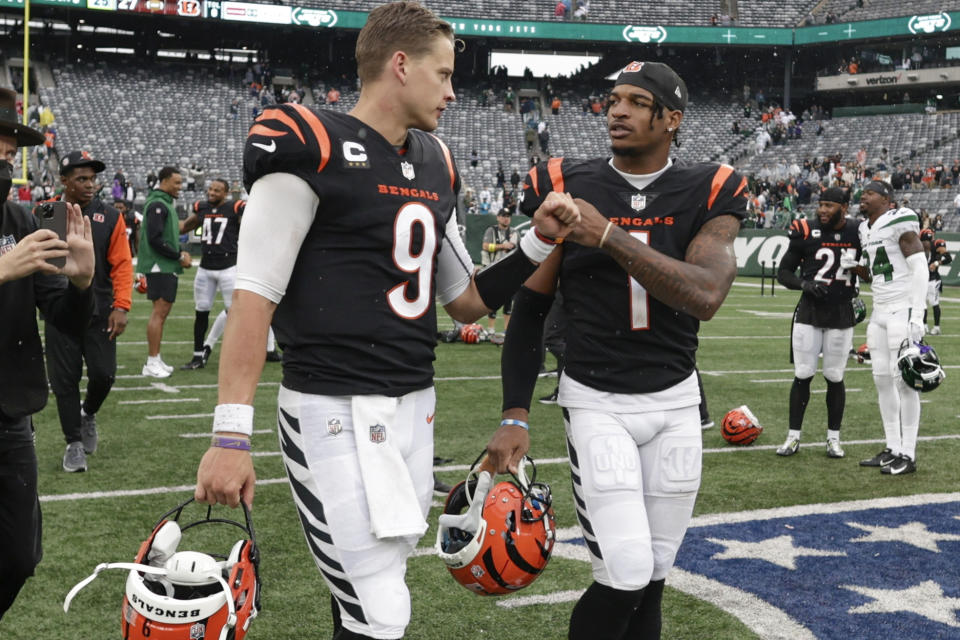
top-left (211, 436), bottom-right (251, 451)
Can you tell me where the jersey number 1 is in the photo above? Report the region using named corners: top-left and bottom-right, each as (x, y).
top-left (629, 230), bottom-right (650, 330)
top-left (387, 203), bottom-right (437, 320)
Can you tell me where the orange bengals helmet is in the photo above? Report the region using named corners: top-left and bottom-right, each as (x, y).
top-left (436, 454), bottom-right (555, 595)
top-left (459, 323), bottom-right (484, 344)
top-left (721, 405), bottom-right (763, 446)
top-left (64, 498), bottom-right (261, 640)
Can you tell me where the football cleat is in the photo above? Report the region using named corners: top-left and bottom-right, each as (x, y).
top-left (776, 437), bottom-right (800, 456)
top-left (929, 326), bottom-right (941, 336)
top-left (859, 448), bottom-right (896, 467)
top-left (65, 498), bottom-right (261, 640)
top-left (881, 454), bottom-right (917, 475)
top-left (80, 412), bottom-right (98, 454)
top-left (62, 442), bottom-right (88, 473)
top-left (700, 418), bottom-right (715, 430)
top-left (141, 360), bottom-right (171, 378)
top-left (897, 340), bottom-right (945, 392)
top-left (721, 405), bottom-right (763, 445)
top-left (826, 439), bottom-right (845, 459)
top-left (538, 389), bottom-right (559, 405)
top-left (437, 452), bottom-right (555, 596)
top-left (459, 323), bottom-right (485, 344)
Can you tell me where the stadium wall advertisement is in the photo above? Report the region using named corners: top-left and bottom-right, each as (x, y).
top-left (465, 218), bottom-right (960, 286)
top-left (0, 0), bottom-right (955, 47)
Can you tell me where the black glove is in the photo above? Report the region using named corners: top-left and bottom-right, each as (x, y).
top-left (801, 280), bottom-right (828, 298)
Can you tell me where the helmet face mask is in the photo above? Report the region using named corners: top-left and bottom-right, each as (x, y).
top-left (65, 499), bottom-right (261, 640)
top-left (898, 340), bottom-right (945, 392)
top-left (436, 454), bottom-right (556, 595)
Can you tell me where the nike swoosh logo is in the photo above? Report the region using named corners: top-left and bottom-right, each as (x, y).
top-left (426, 413), bottom-right (435, 424)
top-left (252, 140), bottom-right (277, 153)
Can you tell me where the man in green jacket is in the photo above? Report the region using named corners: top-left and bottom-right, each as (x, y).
top-left (138, 166), bottom-right (190, 377)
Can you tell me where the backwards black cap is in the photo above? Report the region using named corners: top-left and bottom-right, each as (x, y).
top-left (614, 61), bottom-right (688, 113)
top-left (862, 180), bottom-right (893, 200)
top-left (820, 187), bottom-right (849, 205)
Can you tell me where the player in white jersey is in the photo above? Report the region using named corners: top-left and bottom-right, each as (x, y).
top-left (854, 181), bottom-right (927, 475)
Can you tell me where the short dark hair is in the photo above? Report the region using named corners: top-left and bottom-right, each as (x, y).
top-left (211, 177), bottom-right (229, 190)
top-left (158, 166), bottom-right (181, 183)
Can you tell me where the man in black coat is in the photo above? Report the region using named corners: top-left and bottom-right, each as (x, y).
top-left (0, 87), bottom-right (95, 619)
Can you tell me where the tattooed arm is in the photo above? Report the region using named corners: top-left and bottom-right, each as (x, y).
top-left (568, 197), bottom-right (740, 321)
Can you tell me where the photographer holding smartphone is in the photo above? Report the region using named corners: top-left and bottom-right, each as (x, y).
top-left (0, 87), bottom-right (94, 620)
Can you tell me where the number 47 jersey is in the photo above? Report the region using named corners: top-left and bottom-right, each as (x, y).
top-left (242, 104), bottom-right (461, 398)
top-left (858, 207), bottom-right (921, 312)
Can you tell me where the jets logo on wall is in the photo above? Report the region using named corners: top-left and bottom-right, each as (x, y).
top-left (622, 25), bottom-right (667, 44)
top-left (908, 12), bottom-right (951, 34)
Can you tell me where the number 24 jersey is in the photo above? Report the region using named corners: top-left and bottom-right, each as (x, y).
top-left (243, 104), bottom-right (461, 397)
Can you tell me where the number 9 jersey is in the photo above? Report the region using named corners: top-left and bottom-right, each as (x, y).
top-left (858, 206), bottom-right (920, 312)
top-left (242, 104), bottom-right (462, 397)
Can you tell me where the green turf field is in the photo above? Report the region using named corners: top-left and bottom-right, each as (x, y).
top-left (1, 274), bottom-right (957, 639)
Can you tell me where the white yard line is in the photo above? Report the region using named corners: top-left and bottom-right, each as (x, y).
top-left (119, 398), bottom-right (200, 405)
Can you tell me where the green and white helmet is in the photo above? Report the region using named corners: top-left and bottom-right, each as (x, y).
top-left (897, 340), bottom-right (945, 392)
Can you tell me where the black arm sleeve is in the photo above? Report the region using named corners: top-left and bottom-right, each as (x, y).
top-left (146, 203), bottom-right (181, 260)
top-left (502, 286), bottom-right (555, 412)
top-left (34, 273), bottom-right (94, 337)
top-left (474, 248), bottom-right (539, 311)
top-left (776, 246), bottom-right (804, 290)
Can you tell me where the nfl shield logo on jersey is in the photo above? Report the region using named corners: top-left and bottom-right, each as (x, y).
top-left (401, 161), bottom-right (416, 181)
top-left (0, 234), bottom-right (15, 255)
top-left (631, 194), bottom-right (647, 211)
top-left (370, 424), bottom-right (386, 443)
top-left (189, 622), bottom-right (206, 639)
top-left (327, 417), bottom-right (342, 436)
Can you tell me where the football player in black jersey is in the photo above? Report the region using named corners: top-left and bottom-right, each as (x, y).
top-left (485, 61), bottom-right (746, 640)
top-left (179, 179), bottom-right (280, 370)
top-left (775, 187), bottom-right (862, 459)
top-left (193, 4), bottom-right (577, 639)
top-left (923, 235), bottom-right (952, 335)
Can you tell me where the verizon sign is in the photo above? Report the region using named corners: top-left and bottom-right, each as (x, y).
top-left (817, 66), bottom-right (960, 91)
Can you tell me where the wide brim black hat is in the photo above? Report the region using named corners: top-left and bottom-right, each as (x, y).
top-left (0, 88), bottom-right (45, 147)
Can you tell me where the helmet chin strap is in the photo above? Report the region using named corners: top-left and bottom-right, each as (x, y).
top-left (63, 560), bottom-right (238, 639)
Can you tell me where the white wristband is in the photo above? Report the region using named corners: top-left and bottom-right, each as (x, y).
top-left (519, 229), bottom-right (556, 264)
top-left (213, 403), bottom-right (254, 437)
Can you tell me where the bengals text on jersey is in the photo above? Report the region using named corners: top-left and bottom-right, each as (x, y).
top-left (520, 157), bottom-right (747, 394)
top-left (243, 103), bottom-right (460, 397)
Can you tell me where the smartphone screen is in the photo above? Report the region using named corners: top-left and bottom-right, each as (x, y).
top-left (38, 201), bottom-right (68, 268)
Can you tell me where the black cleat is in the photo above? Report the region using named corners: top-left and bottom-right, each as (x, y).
top-left (434, 474), bottom-right (453, 496)
top-left (265, 350), bottom-right (282, 362)
top-left (859, 448), bottom-right (896, 468)
top-left (881, 454), bottom-right (917, 475)
top-left (181, 355), bottom-right (206, 370)
top-left (538, 389), bottom-right (559, 405)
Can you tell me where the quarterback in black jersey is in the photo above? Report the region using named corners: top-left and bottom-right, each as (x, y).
top-left (776, 187), bottom-right (862, 459)
top-left (193, 4), bottom-right (577, 639)
top-left (486, 61), bottom-right (746, 640)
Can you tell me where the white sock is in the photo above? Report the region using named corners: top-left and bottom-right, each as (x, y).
top-left (148, 355), bottom-right (161, 365)
top-left (267, 327), bottom-right (276, 352)
top-left (205, 310), bottom-right (228, 349)
top-left (787, 429), bottom-right (802, 441)
top-left (897, 378), bottom-right (920, 459)
top-left (874, 374), bottom-right (902, 455)
top-left (827, 429), bottom-right (840, 442)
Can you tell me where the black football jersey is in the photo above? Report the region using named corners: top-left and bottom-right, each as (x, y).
top-left (193, 198), bottom-right (245, 270)
top-left (929, 248), bottom-right (952, 282)
top-left (243, 104), bottom-right (460, 397)
top-left (783, 216), bottom-right (861, 328)
top-left (520, 158), bottom-right (747, 394)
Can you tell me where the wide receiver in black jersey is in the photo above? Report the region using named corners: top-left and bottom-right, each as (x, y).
top-left (486, 61), bottom-right (746, 640)
top-left (776, 187), bottom-right (862, 459)
top-left (179, 179), bottom-right (281, 369)
top-left (193, 4), bottom-right (577, 639)
top-left (923, 234), bottom-right (952, 335)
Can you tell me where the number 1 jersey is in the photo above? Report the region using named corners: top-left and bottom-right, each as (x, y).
top-left (243, 105), bottom-right (460, 397)
top-left (520, 158), bottom-right (747, 394)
